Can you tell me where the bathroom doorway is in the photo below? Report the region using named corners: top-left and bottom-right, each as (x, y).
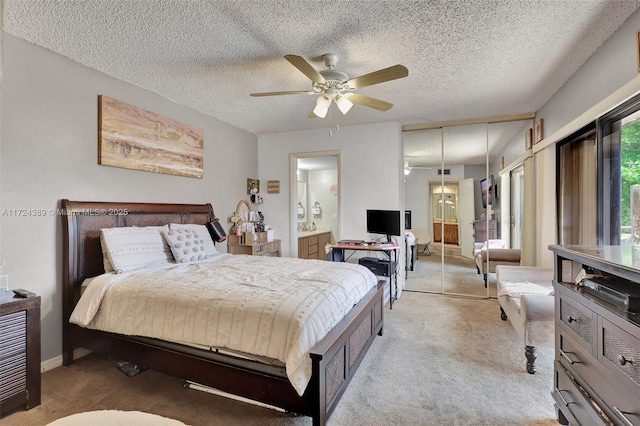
top-left (290, 151), bottom-right (341, 258)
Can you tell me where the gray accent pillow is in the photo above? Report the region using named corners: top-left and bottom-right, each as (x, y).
top-left (164, 226), bottom-right (218, 263)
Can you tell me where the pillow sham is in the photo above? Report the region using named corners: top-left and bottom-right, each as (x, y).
top-left (164, 225), bottom-right (218, 263)
top-left (101, 225), bottom-right (173, 273)
top-left (100, 232), bottom-right (115, 273)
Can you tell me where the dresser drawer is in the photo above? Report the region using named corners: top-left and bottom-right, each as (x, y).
top-left (558, 330), bottom-right (600, 389)
top-left (559, 294), bottom-right (595, 351)
top-left (554, 362), bottom-right (609, 426)
top-left (601, 318), bottom-right (640, 391)
top-left (265, 241), bottom-right (279, 252)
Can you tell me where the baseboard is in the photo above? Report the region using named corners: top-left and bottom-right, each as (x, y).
top-left (41, 348), bottom-right (91, 372)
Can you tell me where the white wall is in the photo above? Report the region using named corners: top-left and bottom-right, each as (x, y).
top-left (258, 121), bottom-right (406, 297)
top-left (533, 9), bottom-right (640, 268)
top-left (1, 35), bottom-right (258, 360)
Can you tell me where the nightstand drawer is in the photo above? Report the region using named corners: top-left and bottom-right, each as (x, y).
top-left (0, 291), bottom-right (40, 413)
top-left (266, 241), bottom-right (279, 252)
top-left (559, 294), bottom-right (595, 351)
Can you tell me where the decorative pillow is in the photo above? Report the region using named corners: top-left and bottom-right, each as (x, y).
top-left (101, 225), bottom-right (173, 273)
top-left (164, 226), bottom-right (218, 263)
top-left (169, 224), bottom-right (219, 253)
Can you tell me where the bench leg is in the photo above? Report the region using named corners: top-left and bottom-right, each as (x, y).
top-left (420, 243), bottom-right (431, 256)
top-left (525, 345), bottom-right (537, 374)
top-left (500, 307), bottom-right (507, 321)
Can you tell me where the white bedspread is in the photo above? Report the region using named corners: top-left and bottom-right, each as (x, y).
top-left (70, 254), bottom-right (377, 395)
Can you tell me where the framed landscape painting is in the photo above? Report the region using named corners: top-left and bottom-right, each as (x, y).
top-left (98, 95), bottom-right (204, 178)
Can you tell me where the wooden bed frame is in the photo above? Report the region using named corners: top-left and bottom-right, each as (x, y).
top-left (61, 199), bottom-right (384, 426)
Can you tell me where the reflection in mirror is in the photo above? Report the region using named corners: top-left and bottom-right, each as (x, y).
top-left (294, 153), bottom-right (339, 259)
top-left (297, 181), bottom-right (306, 221)
top-left (403, 118), bottom-right (534, 299)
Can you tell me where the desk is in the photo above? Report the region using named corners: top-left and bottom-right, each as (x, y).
top-left (330, 243), bottom-right (399, 309)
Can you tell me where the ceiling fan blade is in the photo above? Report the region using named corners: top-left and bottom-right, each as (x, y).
top-left (284, 55), bottom-right (327, 84)
top-left (346, 64), bottom-right (408, 89)
top-left (345, 93), bottom-right (393, 111)
top-left (250, 90), bottom-right (316, 97)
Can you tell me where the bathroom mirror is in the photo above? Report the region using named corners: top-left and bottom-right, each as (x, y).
top-left (297, 181), bottom-right (306, 221)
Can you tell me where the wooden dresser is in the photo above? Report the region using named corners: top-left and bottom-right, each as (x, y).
top-left (227, 238), bottom-right (281, 257)
top-left (549, 245), bottom-right (640, 426)
top-left (0, 289), bottom-right (41, 414)
top-left (473, 219), bottom-right (497, 243)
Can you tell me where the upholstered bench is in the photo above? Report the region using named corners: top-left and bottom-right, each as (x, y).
top-left (495, 265), bottom-right (555, 374)
top-left (474, 240), bottom-right (521, 286)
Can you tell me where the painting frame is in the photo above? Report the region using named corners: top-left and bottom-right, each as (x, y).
top-left (534, 119), bottom-right (544, 144)
top-left (525, 128), bottom-right (533, 150)
top-left (247, 178), bottom-right (263, 204)
top-left (98, 95), bottom-right (204, 178)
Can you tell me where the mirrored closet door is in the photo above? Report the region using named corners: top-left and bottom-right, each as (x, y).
top-left (403, 118), bottom-right (534, 298)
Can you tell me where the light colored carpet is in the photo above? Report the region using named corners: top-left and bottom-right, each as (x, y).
top-left (3, 292), bottom-right (557, 426)
top-left (406, 243), bottom-right (498, 297)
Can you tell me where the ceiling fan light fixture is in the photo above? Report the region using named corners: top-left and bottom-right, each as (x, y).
top-left (336, 95), bottom-right (353, 115)
top-left (313, 95), bottom-right (331, 118)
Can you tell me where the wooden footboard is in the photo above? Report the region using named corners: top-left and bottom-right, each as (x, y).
top-left (61, 199), bottom-right (384, 426)
top-left (310, 280), bottom-right (384, 425)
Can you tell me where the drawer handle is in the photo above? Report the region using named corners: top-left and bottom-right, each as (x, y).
top-left (557, 389), bottom-right (574, 407)
top-left (560, 349), bottom-right (578, 365)
top-left (613, 407), bottom-right (634, 426)
top-left (617, 354), bottom-right (635, 366)
top-left (566, 315), bottom-right (578, 324)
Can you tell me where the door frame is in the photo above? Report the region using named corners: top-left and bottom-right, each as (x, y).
top-left (289, 150), bottom-right (342, 258)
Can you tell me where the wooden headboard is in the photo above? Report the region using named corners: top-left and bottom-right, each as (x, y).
top-left (60, 199), bottom-right (215, 325)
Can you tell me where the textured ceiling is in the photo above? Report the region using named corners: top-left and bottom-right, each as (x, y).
top-left (4, 1), bottom-right (640, 151)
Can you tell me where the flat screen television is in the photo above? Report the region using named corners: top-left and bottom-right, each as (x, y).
top-left (367, 209), bottom-right (401, 242)
top-left (481, 176), bottom-right (494, 208)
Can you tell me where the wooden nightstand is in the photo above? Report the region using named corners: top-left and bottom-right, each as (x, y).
top-left (0, 289), bottom-right (41, 414)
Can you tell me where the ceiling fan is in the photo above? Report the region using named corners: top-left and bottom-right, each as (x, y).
top-left (404, 161), bottom-right (432, 175)
top-left (250, 54), bottom-right (408, 118)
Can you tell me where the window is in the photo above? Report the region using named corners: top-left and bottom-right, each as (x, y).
top-left (557, 125), bottom-right (597, 245)
top-left (599, 95), bottom-right (640, 245)
top-left (509, 164), bottom-right (525, 249)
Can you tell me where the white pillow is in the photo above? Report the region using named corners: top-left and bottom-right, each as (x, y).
top-left (100, 232), bottom-right (115, 273)
top-left (164, 225), bottom-right (218, 263)
top-left (101, 225), bottom-right (173, 273)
